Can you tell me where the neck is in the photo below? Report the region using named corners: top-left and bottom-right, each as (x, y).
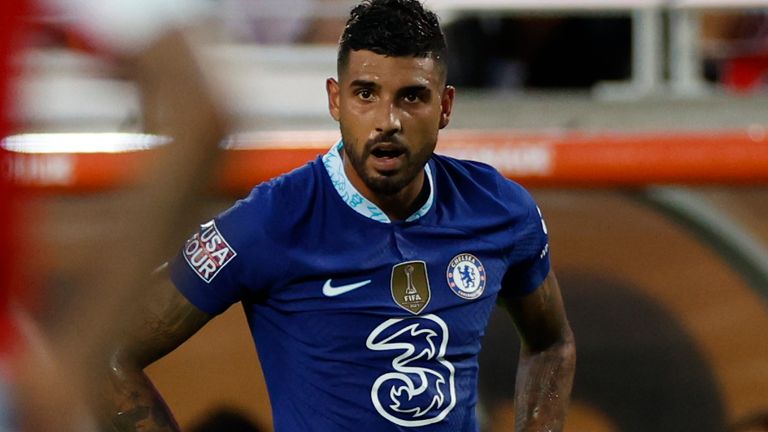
top-left (374, 173), bottom-right (429, 222)
top-left (342, 157), bottom-right (429, 222)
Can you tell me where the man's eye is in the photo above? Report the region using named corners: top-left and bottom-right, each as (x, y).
top-left (404, 93), bottom-right (421, 103)
top-left (357, 89), bottom-right (374, 100)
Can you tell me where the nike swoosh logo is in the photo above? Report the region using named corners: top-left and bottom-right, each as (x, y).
top-left (323, 279), bottom-right (372, 297)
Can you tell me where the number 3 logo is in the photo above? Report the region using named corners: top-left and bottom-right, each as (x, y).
top-left (366, 314), bottom-right (456, 427)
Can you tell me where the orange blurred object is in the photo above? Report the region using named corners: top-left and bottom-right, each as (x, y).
top-left (5, 128), bottom-right (768, 196)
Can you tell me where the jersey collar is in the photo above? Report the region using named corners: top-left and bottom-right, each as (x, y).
top-left (322, 141), bottom-right (434, 224)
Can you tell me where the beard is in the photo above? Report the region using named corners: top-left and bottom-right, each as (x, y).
top-left (342, 134), bottom-right (433, 196)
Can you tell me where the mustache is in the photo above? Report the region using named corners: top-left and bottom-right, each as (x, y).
top-left (364, 133), bottom-right (406, 152)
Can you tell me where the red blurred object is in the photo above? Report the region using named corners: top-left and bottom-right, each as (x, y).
top-left (722, 51), bottom-right (768, 93)
top-left (0, 0), bottom-right (30, 352)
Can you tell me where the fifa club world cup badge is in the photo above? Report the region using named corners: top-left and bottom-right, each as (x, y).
top-left (391, 261), bottom-right (431, 315)
top-left (446, 253), bottom-right (486, 300)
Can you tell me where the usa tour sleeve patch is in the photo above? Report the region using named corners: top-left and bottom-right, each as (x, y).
top-left (182, 220), bottom-right (237, 283)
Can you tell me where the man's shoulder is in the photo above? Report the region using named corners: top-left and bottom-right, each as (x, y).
top-left (431, 153), bottom-right (537, 219)
top-left (258, 156), bottom-right (323, 192)
top-left (240, 157), bottom-right (323, 208)
top-left (432, 152), bottom-right (500, 176)
top-left (216, 157), bottom-right (324, 234)
top-left (432, 153), bottom-right (528, 198)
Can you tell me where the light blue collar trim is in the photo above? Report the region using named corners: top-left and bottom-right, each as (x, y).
top-left (322, 141), bottom-right (434, 223)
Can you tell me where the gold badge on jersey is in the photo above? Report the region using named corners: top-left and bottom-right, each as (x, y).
top-left (391, 261), bottom-right (431, 315)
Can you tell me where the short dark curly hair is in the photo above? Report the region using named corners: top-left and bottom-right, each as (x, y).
top-left (337, 0), bottom-right (448, 80)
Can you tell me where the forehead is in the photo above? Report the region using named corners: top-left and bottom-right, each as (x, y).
top-left (340, 49), bottom-right (443, 88)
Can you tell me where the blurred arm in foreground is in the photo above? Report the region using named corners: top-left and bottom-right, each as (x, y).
top-left (13, 6), bottom-right (231, 431)
top-left (96, 28), bottom-right (227, 432)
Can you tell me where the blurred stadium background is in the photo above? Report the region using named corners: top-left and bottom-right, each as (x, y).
top-left (6, 1), bottom-right (768, 431)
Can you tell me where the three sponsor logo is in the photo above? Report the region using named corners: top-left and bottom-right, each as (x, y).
top-left (367, 314), bottom-right (456, 427)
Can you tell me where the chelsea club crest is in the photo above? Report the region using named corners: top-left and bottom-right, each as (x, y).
top-left (446, 253), bottom-right (486, 300)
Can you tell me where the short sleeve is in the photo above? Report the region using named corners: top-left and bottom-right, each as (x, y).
top-left (168, 186), bottom-right (276, 315)
top-left (497, 179), bottom-right (551, 298)
top-left (169, 217), bottom-right (244, 315)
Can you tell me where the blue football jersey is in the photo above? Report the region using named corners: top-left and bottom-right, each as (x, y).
top-left (170, 142), bottom-right (550, 431)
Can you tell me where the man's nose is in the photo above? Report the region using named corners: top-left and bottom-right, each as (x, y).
top-left (375, 102), bottom-right (402, 134)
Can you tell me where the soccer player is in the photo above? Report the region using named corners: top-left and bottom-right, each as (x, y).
top-left (102, 0), bottom-right (576, 431)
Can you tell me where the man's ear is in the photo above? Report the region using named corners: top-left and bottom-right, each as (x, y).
top-left (326, 77), bottom-right (341, 122)
top-left (439, 85), bottom-right (455, 129)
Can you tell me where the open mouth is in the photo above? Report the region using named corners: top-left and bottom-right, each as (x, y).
top-left (368, 143), bottom-right (406, 172)
top-left (371, 147), bottom-right (405, 159)
top-left (370, 141), bottom-right (406, 158)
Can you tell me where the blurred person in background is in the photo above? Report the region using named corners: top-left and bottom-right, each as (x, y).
top-left (99, 0), bottom-right (575, 431)
top-left (223, 0), bottom-right (315, 43)
top-left (221, 0), bottom-right (347, 44)
top-left (700, 11), bottom-right (768, 92)
top-left (444, 16), bottom-right (631, 89)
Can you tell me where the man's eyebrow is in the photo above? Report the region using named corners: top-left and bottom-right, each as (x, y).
top-left (349, 79), bottom-right (378, 89)
top-left (399, 84), bottom-right (430, 94)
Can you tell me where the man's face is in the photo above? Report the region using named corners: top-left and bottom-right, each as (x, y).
top-left (327, 50), bottom-right (454, 197)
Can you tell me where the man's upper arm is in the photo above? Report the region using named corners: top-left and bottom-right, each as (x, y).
top-left (118, 264), bottom-right (212, 369)
top-left (501, 270), bottom-right (573, 353)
